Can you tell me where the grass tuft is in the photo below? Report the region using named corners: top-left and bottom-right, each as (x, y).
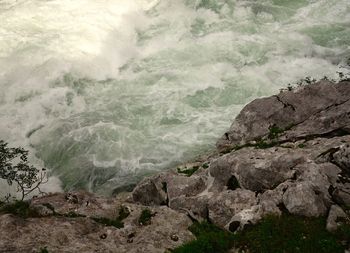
top-left (92, 205), bottom-right (130, 229)
top-left (138, 208), bottom-right (154, 226)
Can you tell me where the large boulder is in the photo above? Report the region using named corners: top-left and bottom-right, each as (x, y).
top-left (283, 182), bottom-right (328, 217)
top-left (209, 148), bottom-right (305, 192)
top-left (217, 81), bottom-right (350, 150)
top-left (208, 189), bottom-right (257, 227)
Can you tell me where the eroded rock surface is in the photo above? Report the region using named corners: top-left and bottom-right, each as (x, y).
top-left (0, 192), bottom-right (194, 253)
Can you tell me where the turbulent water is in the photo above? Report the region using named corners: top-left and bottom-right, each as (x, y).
top-left (0, 0), bottom-right (349, 195)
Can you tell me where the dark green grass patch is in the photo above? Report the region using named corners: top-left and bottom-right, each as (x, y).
top-left (0, 200), bottom-right (39, 218)
top-left (177, 166), bottom-right (200, 177)
top-left (91, 216), bottom-right (124, 228)
top-left (172, 222), bottom-right (235, 253)
top-left (138, 208), bottom-right (155, 226)
top-left (92, 205), bottom-right (130, 229)
top-left (173, 213), bottom-right (349, 253)
top-left (235, 214), bottom-right (345, 253)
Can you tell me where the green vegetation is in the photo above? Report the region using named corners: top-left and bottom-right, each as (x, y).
top-left (39, 247), bottom-right (49, 253)
top-left (173, 213), bottom-right (349, 253)
top-left (298, 143), bottom-right (306, 148)
top-left (91, 216), bottom-right (124, 228)
top-left (221, 123), bottom-right (297, 154)
top-left (268, 125), bottom-right (286, 139)
top-left (172, 222), bottom-right (235, 253)
top-left (177, 163), bottom-right (210, 177)
top-left (92, 205), bottom-right (130, 229)
top-left (235, 214), bottom-right (346, 253)
top-left (177, 166), bottom-right (200, 177)
top-left (138, 208), bottom-right (154, 226)
top-left (267, 124), bottom-right (294, 140)
top-left (63, 211), bottom-right (86, 218)
top-left (202, 163), bottom-right (209, 169)
top-left (0, 200), bottom-right (39, 218)
top-left (0, 140), bottom-right (47, 201)
top-left (118, 205), bottom-right (130, 220)
top-left (255, 138), bottom-right (278, 149)
top-left (0, 200), bottom-right (129, 231)
top-left (227, 176), bottom-right (240, 190)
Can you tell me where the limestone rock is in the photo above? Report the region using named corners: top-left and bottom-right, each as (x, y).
top-left (326, 205), bottom-right (348, 232)
top-left (333, 143), bottom-right (350, 172)
top-left (169, 195), bottom-right (209, 222)
top-left (167, 175), bottom-right (207, 201)
top-left (333, 183), bottom-right (350, 207)
top-left (294, 162), bottom-right (333, 205)
top-left (258, 181), bottom-right (292, 215)
top-left (226, 205), bottom-right (262, 232)
top-left (235, 151), bottom-right (303, 192)
top-left (132, 174), bottom-right (168, 206)
top-left (283, 182), bottom-right (328, 217)
top-left (210, 148), bottom-right (305, 192)
top-left (217, 81), bottom-right (350, 150)
top-left (0, 192), bottom-right (194, 253)
top-left (208, 189), bottom-right (257, 227)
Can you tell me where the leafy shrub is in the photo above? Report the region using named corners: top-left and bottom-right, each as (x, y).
top-left (0, 140), bottom-right (47, 201)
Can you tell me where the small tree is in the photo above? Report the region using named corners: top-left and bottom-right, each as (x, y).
top-left (0, 140), bottom-right (47, 201)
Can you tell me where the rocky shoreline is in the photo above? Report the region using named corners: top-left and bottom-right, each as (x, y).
top-left (1, 80), bottom-right (349, 252)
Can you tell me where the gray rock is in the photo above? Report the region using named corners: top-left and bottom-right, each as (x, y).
top-left (258, 181), bottom-right (292, 215)
top-left (226, 205), bottom-right (262, 232)
top-left (333, 143), bottom-right (350, 172)
top-left (333, 183), bottom-right (350, 207)
top-left (281, 99), bottom-right (350, 141)
top-left (167, 175), bottom-right (207, 201)
top-left (235, 151), bottom-right (303, 192)
top-left (326, 205), bottom-right (348, 232)
top-left (217, 81), bottom-right (350, 150)
top-left (294, 162), bottom-right (333, 205)
top-left (210, 148), bottom-right (304, 192)
top-left (1, 192), bottom-right (194, 253)
top-left (132, 174), bottom-right (168, 206)
top-left (169, 195), bottom-right (210, 222)
top-left (208, 189), bottom-right (257, 227)
top-left (283, 182), bottom-right (328, 217)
